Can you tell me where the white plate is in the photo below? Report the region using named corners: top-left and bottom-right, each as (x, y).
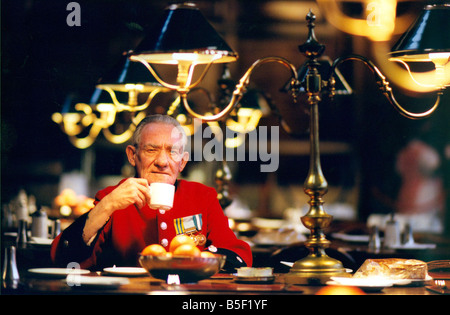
top-left (391, 275), bottom-right (433, 287)
top-left (328, 277), bottom-right (394, 292)
top-left (66, 275), bottom-right (130, 289)
top-left (331, 233), bottom-right (370, 243)
top-left (390, 243), bottom-right (436, 250)
top-left (28, 237), bottom-right (53, 246)
top-left (103, 267), bottom-right (148, 276)
top-left (28, 268), bottom-right (90, 278)
top-left (234, 275), bottom-right (275, 284)
top-left (251, 217), bottom-right (285, 229)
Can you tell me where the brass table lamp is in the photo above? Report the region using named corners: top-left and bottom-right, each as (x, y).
top-left (284, 11), bottom-right (348, 285)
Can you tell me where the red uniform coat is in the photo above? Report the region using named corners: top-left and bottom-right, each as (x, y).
top-left (51, 179), bottom-right (252, 271)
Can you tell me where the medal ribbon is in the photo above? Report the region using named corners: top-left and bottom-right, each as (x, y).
top-left (174, 214), bottom-right (202, 235)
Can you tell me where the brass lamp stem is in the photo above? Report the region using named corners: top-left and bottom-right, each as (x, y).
top-left (285, 10), bottom-right (347, 285)
top-left (285, 90), bottom-right (348, 285)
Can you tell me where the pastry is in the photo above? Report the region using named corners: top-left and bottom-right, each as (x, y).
top-left (353, 258), bottom-right (427, 279)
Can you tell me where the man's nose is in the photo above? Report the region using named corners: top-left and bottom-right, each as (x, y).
top-left (154, 150), bottom-right (169, 167)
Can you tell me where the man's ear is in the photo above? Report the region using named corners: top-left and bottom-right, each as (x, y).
top-left (126, 145), bottom-right (137, 167)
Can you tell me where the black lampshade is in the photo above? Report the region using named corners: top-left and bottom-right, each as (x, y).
top-left (390, 4), bottom-right (450, 60)
top-left (129, 2), bottom-right (237, 64)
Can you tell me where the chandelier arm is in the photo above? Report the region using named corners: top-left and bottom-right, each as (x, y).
top-left (53, 114), bottom-right (82, 136)
top-left (102, 111), bottom-right (147, 144)
top-left (181, 56), bottom-right (299, 122)
top-left (129, 56), bottom-right (183, 90)
top-left (166, 96), bottom-right (181, 116)
top-left (180, 92), bottom-right (240, 121)
top-left (127, 88), bottom-right (161, 112)
top-left (102, 128), bottom-right (134, 144)
top-left (53, 104), bottom-right (96, 137)
top-left (100, 87), bottom-right (162, 112)
top-left (180, 61), bottom-right (222, 93)
top-left (330, 54), bottom-right (440, 120)
top-left (389, 92), bottom-right (441, 120)
top-left (68, 136), bottom-right (95, 150)
top-left (68, 120), bottom-right (104, 149)
top-left (101, 86), bottom-right (125, 109)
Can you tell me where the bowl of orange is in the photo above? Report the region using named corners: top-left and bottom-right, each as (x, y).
top-left (139, 235), bottom-right (226, 283)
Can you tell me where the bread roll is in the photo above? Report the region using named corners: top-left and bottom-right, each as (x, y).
top-left (353, 258), bottom-right (427, 279)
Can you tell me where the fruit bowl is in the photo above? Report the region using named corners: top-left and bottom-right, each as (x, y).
top-left (139, 254), bottom-right (226, 283)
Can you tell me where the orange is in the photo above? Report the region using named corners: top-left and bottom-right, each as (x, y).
top-left (141, 244), bottom-right (167, 256)
top-left (200, 251), bottom-right (216, 258)
top-left (173, 244), bottom-right (201, 257)
top-left (169, 234), bottom-right (196, 252)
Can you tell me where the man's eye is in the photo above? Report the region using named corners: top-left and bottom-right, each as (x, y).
top-left (171, 150), bottom-right (182, 159)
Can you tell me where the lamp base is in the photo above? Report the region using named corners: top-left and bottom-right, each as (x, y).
top-left (285, 253), bottom-right (348, 285)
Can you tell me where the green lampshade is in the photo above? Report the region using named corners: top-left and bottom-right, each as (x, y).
top-left (390, 4), bottom-right (450, 61)
top-left (129, 2), bottom-right (237, 65)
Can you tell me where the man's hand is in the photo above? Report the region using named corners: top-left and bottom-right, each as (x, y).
top-left (102, 178), bottom-right (151, 211)
top-left (82, 178), bottom-right (151, 244)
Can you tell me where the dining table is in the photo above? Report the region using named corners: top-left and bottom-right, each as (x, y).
top-left (3, 269), bottom-right (443, 296)
top-left (2, 222), bottom-right (450, 298)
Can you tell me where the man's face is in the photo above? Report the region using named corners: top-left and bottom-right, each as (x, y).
top-left (126, 122), bottom-right (189, 185)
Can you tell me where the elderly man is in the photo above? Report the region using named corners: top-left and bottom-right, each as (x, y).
top-left (51, 115), bottom-right (252, 271)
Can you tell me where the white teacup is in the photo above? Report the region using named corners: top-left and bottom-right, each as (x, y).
top-left (149, 183), bottom-right (175, 210)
